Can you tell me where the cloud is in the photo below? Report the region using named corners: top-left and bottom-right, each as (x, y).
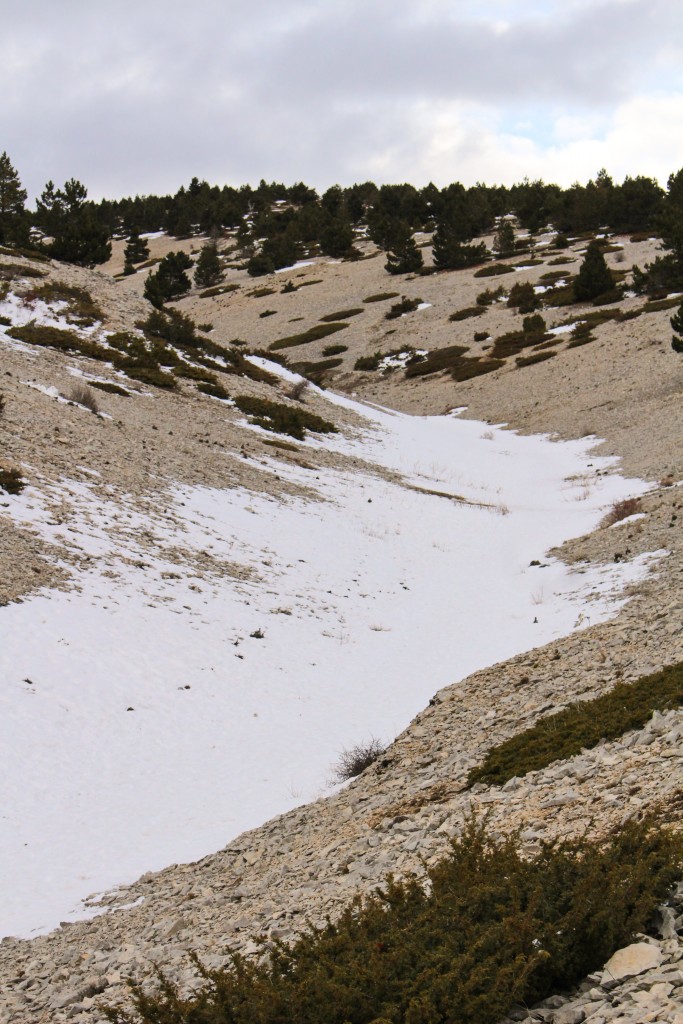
top-left (1, 0), bottom-right (681, 199)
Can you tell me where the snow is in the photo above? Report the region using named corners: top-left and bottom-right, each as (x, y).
top-left (0, 371), bottom-right (658, 939)
top-left (274, 260), bottom-right (316, 274)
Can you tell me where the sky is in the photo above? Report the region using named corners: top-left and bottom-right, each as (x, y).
top-left (1, 0), bottom-right (682, 201)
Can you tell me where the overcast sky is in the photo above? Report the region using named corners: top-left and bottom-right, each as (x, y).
top-left (2, 0), bottom-right (682, 202)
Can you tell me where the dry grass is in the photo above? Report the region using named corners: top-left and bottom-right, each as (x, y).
top-left (602, 496), bottom-right (643, 527)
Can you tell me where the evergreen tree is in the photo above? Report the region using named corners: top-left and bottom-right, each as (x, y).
top-left (671, 300), bottom-right (683, 353)
top-left (432, 216), bottom-right (487, 270)
top-left (144, 251), bottom-right (192, 307)
top-left (320, 216), bottom-right (356, 259)
top-left (492, 219), bottom-right (515, 257)
top-left (194, 240), bottom-right (223, 288)
top-left (384, 221), bottom-right (423, 275)
top-left (573, 240), bottom-right (614, 301)
top-left (123, 232), bottom-right (150, 274)
top-left (0, 151), bottom-right (28, 245)
top-left (35, 178), bottom-right (111, 266)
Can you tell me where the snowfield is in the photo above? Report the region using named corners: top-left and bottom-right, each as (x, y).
top-left (0, 376), bottom-right (656, 939)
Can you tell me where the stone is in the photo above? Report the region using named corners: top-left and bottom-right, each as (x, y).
top-left (602, 943), bottom-right (663, 982)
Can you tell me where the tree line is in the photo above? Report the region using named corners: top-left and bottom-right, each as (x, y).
top-left (1, 151), bottom-right (682, 302)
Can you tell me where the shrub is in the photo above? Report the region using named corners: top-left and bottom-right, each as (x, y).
top-left (270, 323), bottom-right (348, 352)
top-left (404, 345), bottom-right (503, 382)
top-left (198, 380), bottom-right (230, 400)
top-left (354, 352), bottom-right (383, 371)
top-left (259, 309), bottom-right (277, 318)
top-left (287, 379), bottom-right (309, 402)
top-left (0, 391), bottom-right (4, 415)
top-left (476, 285), bottom-right (505, 306)
top-left (320, 308), bottom-right (363, 322)
top-left (199, 283), bottom-right (240, 298)
top-left (385, 296), bottom-right (422, 319)
top-left (234, 395), bottom-right (337, 440)
top-left (7, 323), bottom-right (110, 361)
top-left (602, 496), bottom-right (642, 526)
top-left (507, 281), bottom-right (540, 313)
top-left (0, 465), bottom-right (24, 494)
top-left (547, 256), bottom-right (576, 266)
top-left (21, 281), bottom-right (102, 325)
top-left (289, 358), bottom-right (343, 383)
top-left (68, 382), bottom-right (99, 413)
top-left (321, 344), bottom-right (348, 356)
top-left (468, 661), bottom-right (683, 788)
top-left (490, 327), bottom-right (547, 360)
top-left (249, 286), bottom-right (276, 298)
top-left (332, 738), bottom-right (385, 782)
top-left (473, 263), bottom-right (515, 277)
top-left (104, 816), bottom-right (683, 1024)
top-left (0, 260), bottom-right (46, 281)
top-left (515, 351), bottom-right (556, 368)
top-left (522, 313), bottom-right (546, 334)
top-left (473, 330), bottom-right (489, 342)
top-left (363, 291), bottom-right (400, 303)
top-left (449, 306), bottom-right (484, 321)
top-left (281, 280), bottom-right (297, 293)
top-left (89, 380), bottom-right (130, 397)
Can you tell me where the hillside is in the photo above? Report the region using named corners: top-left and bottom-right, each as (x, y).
top-left (1, 227), bottom-right (682, 1023)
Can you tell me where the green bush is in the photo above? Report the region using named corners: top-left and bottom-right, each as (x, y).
top-left (198, 380), bottom-right (230, 400)
top-left (7, 323), bottom-right (110, 361)
top-left (404, 345), bottom-right (503, 382)
top-left (270, 323), bottom-right (348, 351)
top-left (468, 662), bottom-right (683, 788)
top-left (363, 291), bottom-right (400, 303)
top-left (104, 816), bottom-right (683, 1024)
top-left (322, 344), bottom-right (348, 356)
top-left (449, 306), bottom-right (485, 321)
top-left (473, 330), bottom-right (489, 341)
top-left (385, 297), bottom-right (422, 319)
top-left (507, 282), bottom-right (540, 314)
top-left (473, 263), bottom-right (515, 278)
top-left (516, 351), bottom-right (556, 368)
top-left (234, 395), bottom-right (337, 440)
top-left (476, 285), bottom-right (506, 306)
top-left (320, 308), bottom-right (363, 322)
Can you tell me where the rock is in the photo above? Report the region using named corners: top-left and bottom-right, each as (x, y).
top-left (551, 1007), bottom-right (585, 1024)
top-left (602, 942), bottom-right (663, 982)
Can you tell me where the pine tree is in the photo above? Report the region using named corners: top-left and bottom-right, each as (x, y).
top-left (144, 251), bottom-right (193, 307)
top-left (123, 232), bottom-right (150, 275)
top-left (573, 240), bottom-right (613, 301)
top-left (671, 300), bottom-right (683, 353)
top-left (384, 221), bottom-right (423, 275)
top-left (194, 240), bottom-right (223, 288)
top-left (35, 178), bottom-right (111, 266)
top-left (432, 220), bottom-right (487, 270)
top-left (492, 219), bottom-right (515, 257)
top-left (0, 152), bottom-right (28, 245)
top-left (320, 216), bottom-right (356, 259)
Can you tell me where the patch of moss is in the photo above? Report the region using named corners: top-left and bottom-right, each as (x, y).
top-left (468, 661), bottom-right (683, 788)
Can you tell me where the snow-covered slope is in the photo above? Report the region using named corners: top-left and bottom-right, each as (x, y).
top-left (0, 364), bottom-right (653, 938)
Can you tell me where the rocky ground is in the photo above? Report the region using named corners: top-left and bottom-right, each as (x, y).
top-left (1, 230), bottom-right (682, 1022)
